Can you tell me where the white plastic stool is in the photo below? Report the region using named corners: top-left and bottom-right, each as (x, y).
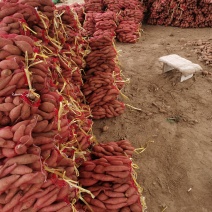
top-left (159, 54), bottom-right (202, 82)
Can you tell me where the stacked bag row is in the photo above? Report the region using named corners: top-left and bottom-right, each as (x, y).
top-left (82, 12), bottom-right (125, 119)
top-left (83, 0), bottom-right (145, 43)
top-left (0, 0), bottom-right (95, 211)
top-left (103, 0), bottom-right (144, 43)
top-left (79, 140), bottom-right (144, 211)
top-left (0, 35), bottom-right (77, 212)
top-left (146, 0), bottom-right (212, 28)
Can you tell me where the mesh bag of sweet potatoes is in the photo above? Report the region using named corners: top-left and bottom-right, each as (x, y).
top-left (82, 31), bottom-right (125, 120)
top-left (0, 32), bottom-right (95, 211)
top-left (79, 140), bottom-right (145, 212)
top-left (0, 1), bottom-right (95, 211)
top-left (146, 0), bottom-right (212, 28)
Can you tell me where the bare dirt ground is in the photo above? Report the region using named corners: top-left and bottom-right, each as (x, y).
top-left (93, 25), bottom-right (212, 212)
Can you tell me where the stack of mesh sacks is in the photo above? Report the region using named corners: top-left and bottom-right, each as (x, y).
top-left (103, 0), bottom-right (144, 43)
top-left (79, 140), bottom-right (144, 211)
top-left (82, 11), bottom-right (125, 119)
top-left (83, 0), bottom-right (145, 43)
top-left (146, 0), bottom-right (212, 28)
top-left (0, 0), bottom-right (95, 211)
top-left (83, 0), bottom-right (103, 37)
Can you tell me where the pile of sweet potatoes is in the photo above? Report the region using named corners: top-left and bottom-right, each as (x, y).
top-left (82, 29), bottom-right (125, 119)
top-left (84, 0), bottom-right (103, 13)
top-left (79, 141), bottom-right (143, 211)
top-left (2, 0), bottom-right (55, 19)
top-left (0, 0), bottom-right (95, 211)
top-left (187, 40), bottom-right (212, 67)
top-left (146, 0), bottom-right (212, 28)
top-left (103, 0), bottom-right (144, 43)
top-left (83, 0), bottom-right (144, 43)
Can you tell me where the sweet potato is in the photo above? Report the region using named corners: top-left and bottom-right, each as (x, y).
top-left (39, 102), bottom-right (55, 113)
top-left (126, 194), bottom-right (139, 205)
top-left (90, 198), bottom-right (106, 209)
top-left (0, 127), bottom-right (13, 139)
top-left (57, 205), bottom-right (72, 212)
top-left (19, 135), bottom-right (33, 147)
top-left (33, 120), bottom-right (49, 133)
top-left (21, 197), bottom-right (36, 210)
top-left (33, 136), bottom-right (52, 145)
top-left (97, 192), bottom-right (109, 201)
top-left (45, 149), bottom-right (58, 167)
top-left (105, 202), bottom-right (127, 210)
top-left (0, 60), bottom-right (19, 70)
top-left (104, 165), bottom-right (130, 172)
top-left (37, 110), bottom-right (55, 120)
top-left (104, 190), bottom-right (125, 198)
top-left (0, 164), bottom-right (17, 178)
top-left (130, 203), bottom-right (142, 211)
top-left (82, 164), bottom-right (96, 171)
top-left (41, 179), bottom-right (52, 189)
top-left (0, 85), bottom-right (16, 97)
top-left (79, 178), bottom-right (98, 186)
top-left (2, 44), bottom-right (21, 55)
top-left (5, 154), bottom-right (40, 166)
top-left (4, 96), bottom-right (13, 103)
top-left (33, 187), bottom-right (59, 209)
top-left (27, 172), bottom-right (45, 184)
top-left (40, 142), bottom-right (54, 151)
top-left (28, 146), bottom-right (41, 155)
top-left (80, 171), bottom-right (93, 179)
top-left (0, 50), bottom-right (11, 60)
top-left (24, 119), bottom-right (37, 135)
top-left (2, 191), bottom-right (23, 212)
top-left (8, 72), bottom-right (25, 86)
top-left (11, 120), bottom-right (30, 132)
top-left (11, 165), bottom-right (32, 175)
top-left (39, 202), bottom-right (68, 212)
top-left (9, 103), bottom-right (23, 122)
top-left (0, 37), bottom-right (13, 48)
top-left (14, 35), bottom-right (34, 46)
top-left (20, 103), bottom-right (31, 120)
top-left (5, 188), bottom-right (18, 203)
top-left (13, 124), bottom-right (26, 142)
top-left (125, 187), bottom-right (136, 197)
top-left (20, 183), bottom-right (42, 201)
top-left (92, 173), bottom-right (118, 182)
top-left (120, 207), bottom-right (131, 212)
top-left (57, 184), bottom-right (69, 201)
top-left (30, 68), bottom-right (46, 78)
top-left (114, 183), bottom-right (130, 193)
top-left (14, 144), bottom-right (27, 155)
top-left (107, 171), bottom-right (130, 179)
top-left (0, 138), bottom-right (15, 148)
top-left (0, 175), bottom-right (20, 194)
top-left (15, 40), bottom-right (33, 55)
top-left (11, 172), bottom-right (38, 188)
top-left (94, 165), bottom-right (105, 173)
top-left (2, 148), bottom-right (16, 158)
top-left (8, 22), bottom-right (20, 29)
top-left (0, 69), bottom-right (12, 78)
